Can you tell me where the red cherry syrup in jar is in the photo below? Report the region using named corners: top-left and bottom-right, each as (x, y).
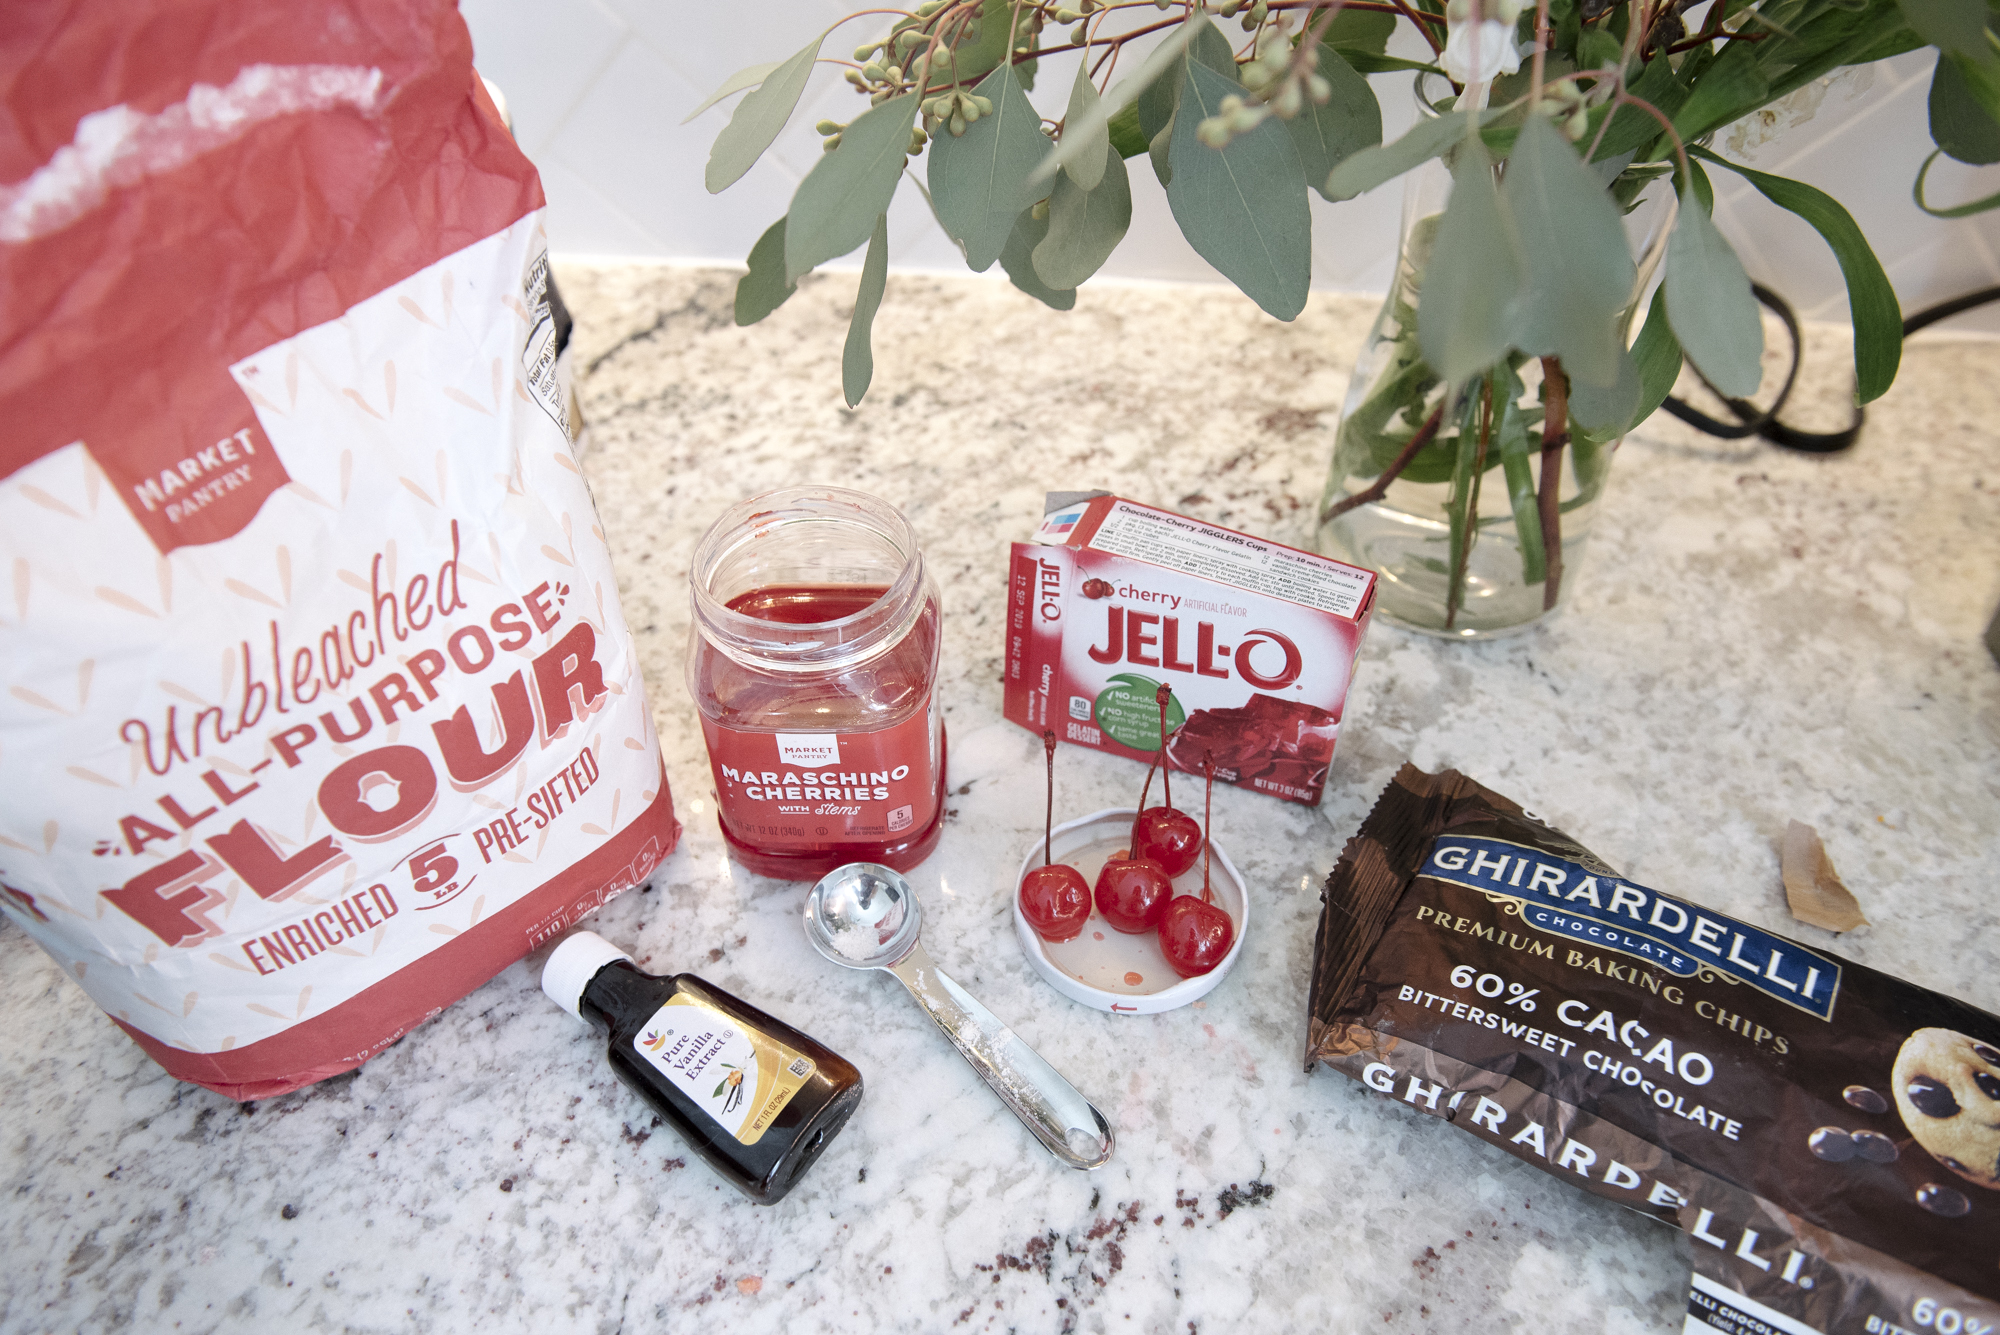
top-left (687, 487), bottom-right (946, 881)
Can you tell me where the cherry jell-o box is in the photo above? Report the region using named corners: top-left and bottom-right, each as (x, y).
top-left (1004, 494), bottom-right (1376, 806)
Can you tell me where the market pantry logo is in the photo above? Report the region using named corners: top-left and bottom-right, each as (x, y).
top-left (775, 734), bottom-right (839, 767)
top-left (1421, 836), bottom-right (1842, 1021)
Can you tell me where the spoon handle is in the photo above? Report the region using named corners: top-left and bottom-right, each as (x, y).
top-left (888, 943), bottom-right (1114, 1170)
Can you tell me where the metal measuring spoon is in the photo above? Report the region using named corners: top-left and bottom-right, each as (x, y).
top-left (804, 862), bottom-right (1115, 1170)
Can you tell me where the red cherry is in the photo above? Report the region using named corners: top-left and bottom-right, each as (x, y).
top-left (1159, 894), bottom-right (1234, 978)
top-left (1133, 805), bottom-right (1202, 877)
top-left (1094, 857), bottom-right (1172, 934)
top-left (1020, 863), bottom-right (1091, 942)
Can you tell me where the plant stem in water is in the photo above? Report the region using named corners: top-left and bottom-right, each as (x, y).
top-left (1322, 401), bottom-right (1448, 523)
top-left (1537, 356), bottom-right (1570, 612)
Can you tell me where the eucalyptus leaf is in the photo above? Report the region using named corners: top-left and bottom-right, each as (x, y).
top-left (1934, 51), bottom-right (2000, 159)
top-left (1417, 135), bottom-right (1522, 387)
top-left (1150, 117), bottom-right (1176, 186)
top-left (1326, 107), bottom-right (1494, 200)
top-left (785, 94), bottom-right (920, 281)
top-left (998, 207), bottom-right (1078, 310)
top-left (705, 34), bottom-right (825, 194)
top-left (1288, 31), bottom-right (1384, 200)
top-left (1336, 53), bottom-right (1449, 75)
top-left (949, 0), bottom-right (1033, 85)
top-left (1564, 343), bottom-right (1642, 434)
top-left (1325, 7), bottom-right (1397, 55)
top-left (1672, 41), bottom-right (1771, 143)
top-left (1035, 146), bottom-right (1133, 289)
top-left (684, 61), bottom-right (782, 125)
top-left (1624, 285), bottom-right (1687, 437)
top-left (1165, 60), bottom-right (1312, 321)
top-left (1061, 59), bottom-right (1110, 190)
top-left (735, 217), bottom-right (796, 326)
top-left (1664, 186), bottom-right (1764, 398)
top-left (1503, 116), bottom-right (1635, 388)
top-left (1576, 29), bottom-right (1625, 71)
top-left (1190, 18), bottom-right (1239, 77)
top-left (928, 65), bottom-right (1052, 272)
top-left (1592, 54), bottom-right (1688, 161)
top-left (1694, 146), bottom-right (1901, 401)
top-left (1032, 20), bottom-right (1195, 184)
top-left (843, 215), bottom-right (890, 408)
top-left (1896, 0), bottom-right (1998, 65)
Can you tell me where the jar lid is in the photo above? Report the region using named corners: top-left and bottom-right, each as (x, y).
top-left (541, 931), bottom-right (632, 1022)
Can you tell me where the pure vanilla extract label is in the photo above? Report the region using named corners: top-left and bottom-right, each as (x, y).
top-left (634, 995), bottom-right (814, 1145)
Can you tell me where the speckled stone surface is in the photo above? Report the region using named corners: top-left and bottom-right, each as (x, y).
top-left (4, 262), bottom-right (1997, 1335)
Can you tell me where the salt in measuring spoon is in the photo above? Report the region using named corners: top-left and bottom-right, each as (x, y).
top-left (803, 862), bottom-right (1114, 1170)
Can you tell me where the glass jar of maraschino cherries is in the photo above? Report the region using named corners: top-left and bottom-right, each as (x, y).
top-left (1020, 687), bottom-right (1234, 979)
top-left (687, 487), bottom-right (945, 881)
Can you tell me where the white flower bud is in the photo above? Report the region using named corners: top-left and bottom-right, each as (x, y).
top-left (1441, 18), bottom-right (1522, 83)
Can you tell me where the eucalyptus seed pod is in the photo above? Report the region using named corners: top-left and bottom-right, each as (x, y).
top-left (908, 127), bottom-right (928, 155)
top-left (886, 65), bottom-right (902, 82)
top-left (815, 119), bottom-right (842, 136)
top-left (1070, 21), bottom-right (1088, 42)
top-left (863, 62), bottom-right (886, 81)
top-left (1031, 197), bottom-right (1050, 221)
top-left (1307, 72), bottom-right (1332, 104)
top-left (1054, 6), bottom-right (1080, 21)
top-left (949, 113), bottom-right (967, 136)
top-left (970, 95), bottom-right (993, 116)
top-left (845, 69), bottom-right (868, 88)
top-left (1196, 116), bottom-right (1231, 148)
top-left (1273, 81), bottom-right (1302, 118)
top-left (823, 133), bottom-right (843, 152)
top-left (916, 0), bottom-right (940, 16)
top-left (853, 42), bottom-right (880, 61)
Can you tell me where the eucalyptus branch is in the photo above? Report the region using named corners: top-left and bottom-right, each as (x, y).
top-left (1529, 0), bottom-right (1554, 107)
top-left (1535, 356), bottom-right (1569, 611)
top-left (1446, 376), bottom-right (1496, 632)
top-left (1321, 402), bottom-right (1449, 521)
top-left (1616, 88), bottom-right (1690, 181)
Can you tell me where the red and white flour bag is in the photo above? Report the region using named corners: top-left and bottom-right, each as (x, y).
top-left (0, 0), bottom-right (679, 1099)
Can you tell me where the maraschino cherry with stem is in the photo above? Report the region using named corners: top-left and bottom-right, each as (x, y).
top-left (1019, 730), bottom-right (1091, 942)
top-left (1131, 684), bottom-right (1202, 877)
top-left (1158, 751), bottom-right (1235, 979)
top-left (1093, 747), bottom-right (1174, 934)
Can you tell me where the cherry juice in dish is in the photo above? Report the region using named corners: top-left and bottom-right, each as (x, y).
top-left (688, 489), bottom-right (945, 881)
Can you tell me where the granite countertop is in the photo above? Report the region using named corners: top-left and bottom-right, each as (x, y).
top-left (5, 262), bottom-right (1998, 1334)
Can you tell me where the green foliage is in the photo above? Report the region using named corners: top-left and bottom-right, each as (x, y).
top-left (843, 215), bottom-right (890, 408)
top-left (1035, 145), bottom-right (1133, 289)
top-left (1418, 134), bottom-right (1521, 387)
top-left (785, 94), bottom-right (920, 282)
top-left (1503, 115), bottom-right (1636, 389)
top-left (998, 207), bottom-right (1078, 310)
top-left (735, 217), bottom-right (795, 326)
top-left (1693, 147), bottom-right (1903, 401)
top-left (1165, 59), bottom-right (1311, 322)
top-left (1932, 50), bottom-right (2000, 159)
top-left (1060, 57), bottom-right (1109, 190)
top-left (705, 36), bottom-right (825, 194)
top-left (1288, 30), bottom-right (1384, 200)
top-left (698, 0), bottom-right (1960, 406)
top-left (927, 65), bottom-right (1050, 272)
top-left (1664, 177), bottom-right (1766, 398)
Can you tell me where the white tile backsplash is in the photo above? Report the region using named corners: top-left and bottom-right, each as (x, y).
top-left (462, 0), bottom-right (2000, 336)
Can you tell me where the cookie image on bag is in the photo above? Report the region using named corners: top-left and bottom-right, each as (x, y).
top-left (1892, 1027), bottom-right (2000, 1189)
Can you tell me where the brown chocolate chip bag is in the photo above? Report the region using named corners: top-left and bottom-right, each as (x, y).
top-left (1307, 764), bottom-right (1998, 1335)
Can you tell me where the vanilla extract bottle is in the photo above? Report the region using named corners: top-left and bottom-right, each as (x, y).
top-left (541, 932), bottom-right (863, 1205)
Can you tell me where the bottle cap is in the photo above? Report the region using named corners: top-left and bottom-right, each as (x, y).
top-left (541, 931), bottom-right (633, 1022)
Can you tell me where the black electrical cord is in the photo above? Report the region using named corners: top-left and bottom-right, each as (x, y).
top-left (1657, 283), bottom-right (2000, 453)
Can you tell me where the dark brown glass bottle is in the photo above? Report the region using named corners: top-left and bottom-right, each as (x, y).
top-left (542, 931), bottom-right (863, 1204)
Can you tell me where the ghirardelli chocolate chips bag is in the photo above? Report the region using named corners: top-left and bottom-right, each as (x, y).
top-left (0, 0), bottom-right (678, 1100)
top-left (1308, 765), bottom-right (1998, 1335)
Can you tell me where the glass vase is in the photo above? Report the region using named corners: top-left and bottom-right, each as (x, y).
top-left (1315, 86), bottom-right (1676, 640)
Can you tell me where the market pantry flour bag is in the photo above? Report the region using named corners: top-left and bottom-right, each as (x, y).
top-left (0, 0), bottom-right (678, 1099)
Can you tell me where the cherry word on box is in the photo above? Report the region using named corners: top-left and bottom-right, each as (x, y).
top-left (1004, 494), bottom-right (1377, 807)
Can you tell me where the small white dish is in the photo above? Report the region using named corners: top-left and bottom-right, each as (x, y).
top-left (1012, 807), bottom-right (1249, 1014)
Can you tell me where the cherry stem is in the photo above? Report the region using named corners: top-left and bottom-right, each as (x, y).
top-left (1201, 751), bottom-right (1215, 906)
top-left (1041, 729), bottom-right (1057, 869)
top-left (1155, 683), bottom-right (1173, 812)
top-left (1130, 749), bottom-right (1159, 853)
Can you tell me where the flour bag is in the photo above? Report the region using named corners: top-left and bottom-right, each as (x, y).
top-left (0, 0), bottom-right (679, 1099)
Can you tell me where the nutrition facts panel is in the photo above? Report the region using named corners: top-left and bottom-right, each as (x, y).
top-left (1087, 501), bottom-right (1373, 618)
